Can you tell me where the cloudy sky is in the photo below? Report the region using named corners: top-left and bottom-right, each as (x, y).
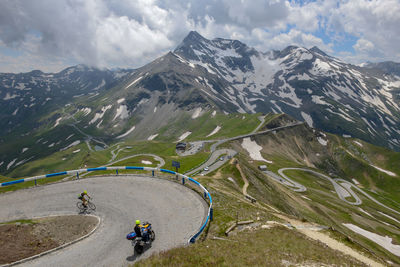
top-left (0, 0), bottom-right (399, 73)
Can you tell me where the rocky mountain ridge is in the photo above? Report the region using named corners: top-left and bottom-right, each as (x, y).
top-left (1, 31), bottom-right (400, 174)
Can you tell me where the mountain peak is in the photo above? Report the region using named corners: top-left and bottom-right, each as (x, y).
top-left (309, 46), bottom-right (328, 57)
top-left (186, 31), bottom-right (207, 41)
top-left (176, 31), bottom-right (208, 50)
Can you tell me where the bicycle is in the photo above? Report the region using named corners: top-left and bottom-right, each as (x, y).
top-left (76, 199), bottom-right (96, 213)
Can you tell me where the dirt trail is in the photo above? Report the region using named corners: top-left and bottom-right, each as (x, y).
top-left (210, 181), bottom-right (384, 267)
top-left (235, 163), bottom-right (249, 196)
top-left (274, 214), bottom-right (384, 267)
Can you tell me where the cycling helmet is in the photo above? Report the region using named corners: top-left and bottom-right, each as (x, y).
top-left (84, 190), bottom-right (87, 194)
top-left (136, 220), bottom-right (140, 225)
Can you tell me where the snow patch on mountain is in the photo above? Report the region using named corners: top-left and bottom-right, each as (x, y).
top-left (301, 112), bottom-right (313, 127)
top-left (312, 95), bottom-right (330, 106)
top-left (370, 165), bottom-right (396, 176)
top-left (206, 126), bottom-right (221, 137)
top-left (353, 141), bottom-right (363, 147)
top-left (117, 98), bottom-right (125, 104)
top-left (15, 82), bottom-right (29, 90)
top-left (113, 105), bottom-right (129, 120)
top-left (80, 108), bottom-right (91, 116)
top-left (241, 137), bottom-right (272, 163)
top-left (311, 58), bottom-right (331, 75)
top-left (277, 78), bottom-right (302, 108)
top-left (174, 53), bottom-right (196, 68)
top-left (343, 223), bottom-right (400, 256)
top-left (15, 157), bottom-right (34, 167)
top-left (358, 208), bottom-right (374, 218)
top-left (147, 134), bottom-right (158, 140)
top-left (117, 125), bottom-right (136, 139)
top-left (12, 108), bottom-right (18, 115)
top-left (177, 131), bottom-right (192, 142)
top-left (192, 107), bottom-right (202, 119)
top-left (96, 120), bottom-right (103, 128)
top-left (61, 140), bottom-right (81, 151)
top-left (90, 105), bottom-right (112, 124)
top-left (54, 117), bottom-right (62, 128)
top-left (7, 158), bottom-right (17, 170)
top-left (3, 93), bottom-right (18, 100)
top-left (317, 137), bottom-right (328, 146)
top-left (93, 79), bottom-right (105, 90)
top-left (22, 147), bottom-right (28, 153)
top-left (378, 211), bottom-right (400, 224)
top-left (125, 76), bottom-right (143, 89)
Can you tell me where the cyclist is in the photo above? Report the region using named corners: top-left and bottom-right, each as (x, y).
top-left (78, 190), bottom-right (91, 208)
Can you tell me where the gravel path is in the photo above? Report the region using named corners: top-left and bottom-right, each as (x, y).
top-left (0, 176), bottom-right (207, 267)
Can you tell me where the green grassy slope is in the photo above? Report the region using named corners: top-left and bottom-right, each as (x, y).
top-left (2, 112), bottom-right (400, 265)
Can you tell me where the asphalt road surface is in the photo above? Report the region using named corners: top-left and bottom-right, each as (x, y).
top-left (0, 175), bottom-right (208, 267)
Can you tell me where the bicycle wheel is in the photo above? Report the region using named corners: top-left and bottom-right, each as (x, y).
top-left (88, 202), bottom-right (96, 211)
top-left (76, 202), bottom-right (85, 211)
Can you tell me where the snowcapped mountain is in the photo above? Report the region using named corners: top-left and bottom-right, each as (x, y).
top-left (0, 65), bottom-right (131, 136)
top-left (1, 31), bottom-right (400, 174)
top-left (171, 31), bottom-right (400, 150)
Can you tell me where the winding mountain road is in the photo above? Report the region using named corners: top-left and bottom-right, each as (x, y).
top-left (185, 122), bottom-right (303, 176)
top-left (0, 176), bottom-right (207, 267)
top-left (266, 168), bottom-right (400, 215)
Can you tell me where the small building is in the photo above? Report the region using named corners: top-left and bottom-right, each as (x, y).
top-left (258, 165), bottom-right (267, 171)
top-left (176, 142), bottom-right (187, 150)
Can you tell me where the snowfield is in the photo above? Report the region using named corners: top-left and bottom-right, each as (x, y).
top-left (192, 107), bottom-right (202, 119)
top-left (53, 117), bottom-right (62, 128)
top-left (343, 223), bottom-right (400, 256)
top-left (317, 137), bottom-right (328, 146)
top-left (177, 131), bottom-right (192, 142)
top-left (90, 105), bottom-right (112, 124)
top-left (353, 141), bottom-right (363, 147)
top-left (358, 208), bottom-right (374, 218)
top-left (7, 158), bottom-right (17, 170)
top-left (206, 126), bottom-right (221, 137)
top-left (125, 76), bottom-right (142, 89)
top-left (370, 164), bottom-right (397, 177)
top-left (61, 140), bottom-right (81, 151)
top-left (301, 112), bottom-right (313, 127)
top-left (147, 134), bottom-right (159, 141)
top-left (117, 125), bottom-right (136, 139)
top-left (378, 211), bottom-right (400, 224)
top-left (241, 137), bottom-right (272, 163)
top-left (113, 105), bottom-right (129, 120)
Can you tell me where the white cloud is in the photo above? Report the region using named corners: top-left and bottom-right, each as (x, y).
top-left (266, 29), bottom-right (333, 53)
top-left (353, 38), bottom-right (375, 53)
top-left (0, 0), bottom-right (399, 72)
top-left (327, 0), bottom-right (400, 60)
